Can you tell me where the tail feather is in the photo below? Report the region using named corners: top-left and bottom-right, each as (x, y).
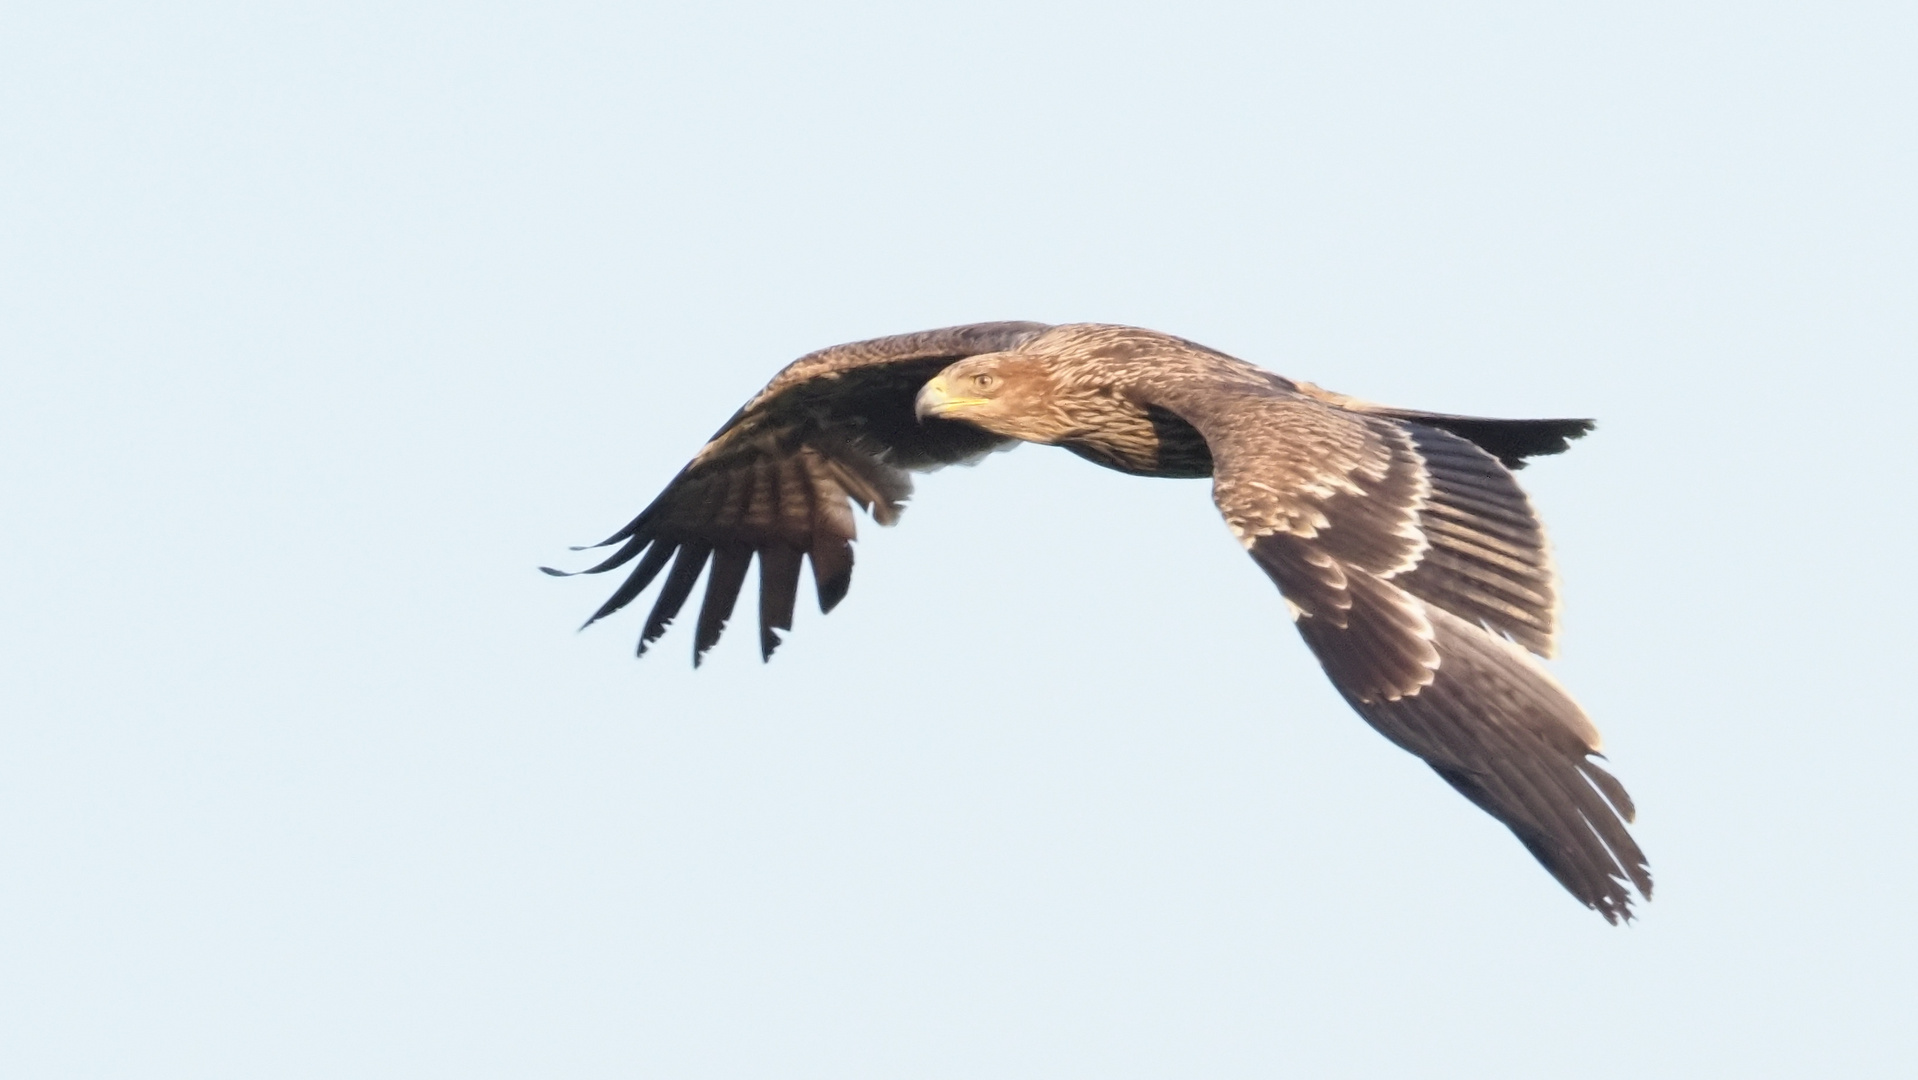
top-left (1376, 412), bottom-right (1594, 469)
top-left (1289, 381), bottom-right (1594, 469)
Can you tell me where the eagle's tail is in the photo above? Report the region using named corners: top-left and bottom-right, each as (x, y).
top-left (1373, 412), bottom-right (1593, 469)
top-left (1287, 380), bottom-right (1593, 469)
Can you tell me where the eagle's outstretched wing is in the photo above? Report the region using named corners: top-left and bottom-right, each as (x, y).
top-left (1185, 390), bottom-right (1650, 921)
top-left (545, 321), bottom-right (1049, 663)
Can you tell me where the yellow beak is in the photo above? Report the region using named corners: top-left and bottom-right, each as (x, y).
top-left (913, 376), bottom-right (988, 421)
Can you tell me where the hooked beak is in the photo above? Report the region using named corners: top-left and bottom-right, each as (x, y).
top-left (913, 376), bottom-right (987, 422)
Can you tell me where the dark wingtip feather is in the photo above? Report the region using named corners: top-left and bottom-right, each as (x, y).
top-left (816, 573), bottom-right (851, 614)
top-left (544, 530), bottom-right (657, 578)
top-left (757, 545), bottom-right (803, 662)
top-left (548, 532), bottom-right (660, 579)
top-left (809, 537), bottom-right (854, 614)
top-left (568, 531), bottom-right (632, 552)
top-left (692, 546), bottom-right (753, 667)
top-left (576, 541), bottom-right (676, 631)
top-left (637, 543), bottom-right (712, 659)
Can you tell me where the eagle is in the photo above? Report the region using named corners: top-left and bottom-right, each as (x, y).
top-left (547, 322), bottom-right (1652, 922)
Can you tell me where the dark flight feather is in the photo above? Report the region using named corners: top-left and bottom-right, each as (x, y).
top-left (583, 540), bottom-right (675, 629)
top-left (640, 542), bottom-right (712, 656)
top-left (757, 543), bottom-right (804, 660)
top-left (694, 545), bottom-right (753, 666)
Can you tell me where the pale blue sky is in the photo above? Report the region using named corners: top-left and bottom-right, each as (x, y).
top-left (4, 2), bottom-right (1915, 1076)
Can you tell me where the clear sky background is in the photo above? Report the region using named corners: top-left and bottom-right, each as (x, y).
top-left (4, 2), bottom-right (1915, 1076)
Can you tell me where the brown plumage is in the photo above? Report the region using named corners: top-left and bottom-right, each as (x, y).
top-left (546, 322), bottom-right (1649, 923)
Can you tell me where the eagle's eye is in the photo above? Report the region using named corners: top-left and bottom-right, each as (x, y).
top-left (972, 373), bottom-right (997, 392)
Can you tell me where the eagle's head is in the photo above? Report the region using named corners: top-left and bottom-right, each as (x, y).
top-left (913, 353), bottom-right (1071, 444)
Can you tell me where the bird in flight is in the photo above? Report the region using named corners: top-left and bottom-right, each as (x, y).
top-left (547, 322), bottom-right (1651, 922)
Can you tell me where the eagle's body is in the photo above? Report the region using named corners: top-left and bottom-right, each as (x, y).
top-left (549, 322), bottom-right (1651, 922)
